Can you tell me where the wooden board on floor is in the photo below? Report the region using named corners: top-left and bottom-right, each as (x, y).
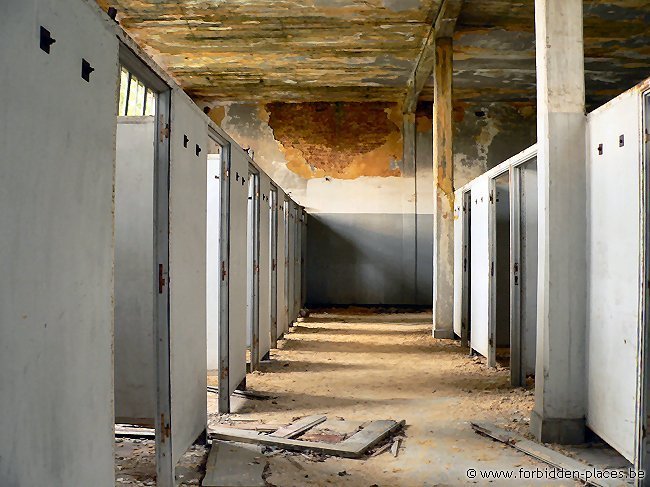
top-left (269, 415), bottom-right (327, 439)
top-left (210, 420), bottom-right (405, 459)
top-left (202, 441), bottom-right (266, 487)
top-left (471, 422), bottom-right (633, 487)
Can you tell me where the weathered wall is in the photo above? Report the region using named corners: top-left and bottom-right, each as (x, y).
top-left (202, 100), bottom-right (433, 305)
top-left (454, 101), bottom-right (537, 187)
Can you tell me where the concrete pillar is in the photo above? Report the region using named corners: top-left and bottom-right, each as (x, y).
top-left (530, 0), bottom-right (587, 444)
top-left (403, 113), bottom-right (418, 302)
top-left (432, 37), bottom-right (455, 339)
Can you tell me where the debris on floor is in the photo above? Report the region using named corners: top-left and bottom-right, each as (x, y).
top-left (115, 424), bottom-right (156, 439)
top-left (471, 422), bottom-right (633, 487)
top-left (207, 386), bottom-right (276, 401)
top-left (210, 415), bottom-right (405, 459)
top-left (202, 441), bottom-right (266, 487)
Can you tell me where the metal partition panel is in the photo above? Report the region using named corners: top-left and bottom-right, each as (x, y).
top-left (586, 89), bottom-right (642, 463)
top-left (519, 159), bottom-right (538, 379)
top-left (277, 194), bottom-right (288, 338)
top-left (270, 187), bottom-right (279, 347)
top-left (302, 211), bottom-right (308, 308)
top-left (229, 148), bottom-right (249, 393)
top-left (293, 206), bottom-right (302, 319)
top-left (259, 174), bottom-right (272, 359)
top-left (453, 190), bottom-right (464, 338)
top-left (114, 118), bottom-right (156, 424)
top-left (0, 1), bottom-right (118, 484)
top-left (490, 173), bottom-right (510, 368)
top-left (169, 92), bottom-right (208, 464)
top-left (470, 177), bottom-right (491, 359)
top-left (287, 201), bottom-right (296, 324)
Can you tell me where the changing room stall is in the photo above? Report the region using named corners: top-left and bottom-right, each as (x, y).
top-left (258, 172), bottom-right (272, 362)
top-left (0, 1), bottom-right (119, 484)
top-left (287, 200), bottom-right (297, 325)
top-left (114, 82), bottom-right (210, 484)
top-left (218, 145), bottom-right (251, 412)
top-left (509, 148), bottom-right (538, 387)
top-left (114, 115), bottom-right (156, 425)
top-left (167, 89), bottom-right (209, 471)
top-left (453, 187), bottom-right (473, 347)
top-left (206, 135), bottom-right (225, 372)
top-left (469, 175), bottom-right (492, 362)
top-left (277, 192), bottom-right (289, 339)
top-left (458, 145), bottom-right (538, 377)
top-left (585, 79), bottom-right (649, 469)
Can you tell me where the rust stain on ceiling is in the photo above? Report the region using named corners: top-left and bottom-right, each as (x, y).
top-left (98, 0), bottom-right (649, 107)
top-left (421, 0), bottom-right (650, 108)
top-left (97, 0), bottom-right (441, 102)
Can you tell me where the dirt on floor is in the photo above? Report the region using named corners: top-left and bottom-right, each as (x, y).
top-left (118, 309), bottom-right (581, 486)
top-left (205, 310), bottom-right (564, 486)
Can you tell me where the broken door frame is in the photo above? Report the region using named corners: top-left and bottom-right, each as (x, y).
top-left (638, 88), bottom-right (650, 484)
top-left (117, 42), bottom-right (174, 487)
top-left (270, 185), bottom-right (279, 348)
top-left (247, 164), bottom-right (261, 371)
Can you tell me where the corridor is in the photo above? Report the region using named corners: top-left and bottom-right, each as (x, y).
top-left (207, 310), bottom-right (574, 486)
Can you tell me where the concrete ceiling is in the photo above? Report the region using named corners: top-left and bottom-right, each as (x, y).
top-left (99, 0), bottom-right (650, 107)
top-left (427, 0), bottom-right (650, 108)
top-left (98, 0), bottom-right (441, 102)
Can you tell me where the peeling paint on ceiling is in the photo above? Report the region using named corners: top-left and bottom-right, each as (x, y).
top-left (97, 0), bottom-right (649, 108)
top-left (96, 0), bottom-right (440, 102)
top-left (424, 0), bottom-right (650, 108)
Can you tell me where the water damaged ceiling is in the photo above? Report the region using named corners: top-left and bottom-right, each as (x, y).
top-left (426, 0), bottom-right (650, 108)
top-left (98, 0), bottom-right (442, 102)
top-left (98, 0), bottom-right (649, 106)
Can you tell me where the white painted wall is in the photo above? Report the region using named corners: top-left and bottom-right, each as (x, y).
top-left (206, 151), bottom-right (222, 371)
top-left (585, 87), bottom-right (642, 462)
top-left (169, 92), bottom-right (208, 463)
top-left (114, 117), bottom-right (156, 424)
top-left (259, 174), bottom-right (272, 359)
top-left (470, 176), bottom-right (491, 358)
top-left (0, 0), bottom-right (118, 484)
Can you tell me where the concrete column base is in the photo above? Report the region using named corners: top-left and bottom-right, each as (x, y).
top-left (530, 409), bottom-right (586, 444)
top-left (433, 329), bottom-right (455, 340)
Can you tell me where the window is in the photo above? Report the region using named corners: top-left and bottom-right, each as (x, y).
top-left (118, 66), bottom-right (156, 117)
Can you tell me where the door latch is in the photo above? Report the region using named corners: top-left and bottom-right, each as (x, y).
top-left (158, 264), bottom-right (166, 293)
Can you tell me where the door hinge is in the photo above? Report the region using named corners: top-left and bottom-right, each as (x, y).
top-left (221, 261), bottom-right (227, 281)
top-left (513, 262), bottom-right (519, 285)
top-left (158, 264), bottom-right (166, 293)
top-left (160, 414), bottom-right (171, 441)
top-left (159, 117), bottom-right (170, 141)
top-left (490, 261), bottom-right (494, 277)
top-left (489, 191), bottom-right (494, 203)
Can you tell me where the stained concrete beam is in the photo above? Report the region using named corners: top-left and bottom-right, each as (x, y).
top-left (404, 0), bottom-right (463, 113)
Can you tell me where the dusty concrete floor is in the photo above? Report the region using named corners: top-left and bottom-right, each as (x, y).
top-left (205, 310), bottom-right (581, 486)
top-left (117, 310), bottom-right (614, 485)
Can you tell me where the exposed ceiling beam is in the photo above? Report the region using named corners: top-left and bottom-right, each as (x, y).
top-left (403, 0), bottom-right (463, 113)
